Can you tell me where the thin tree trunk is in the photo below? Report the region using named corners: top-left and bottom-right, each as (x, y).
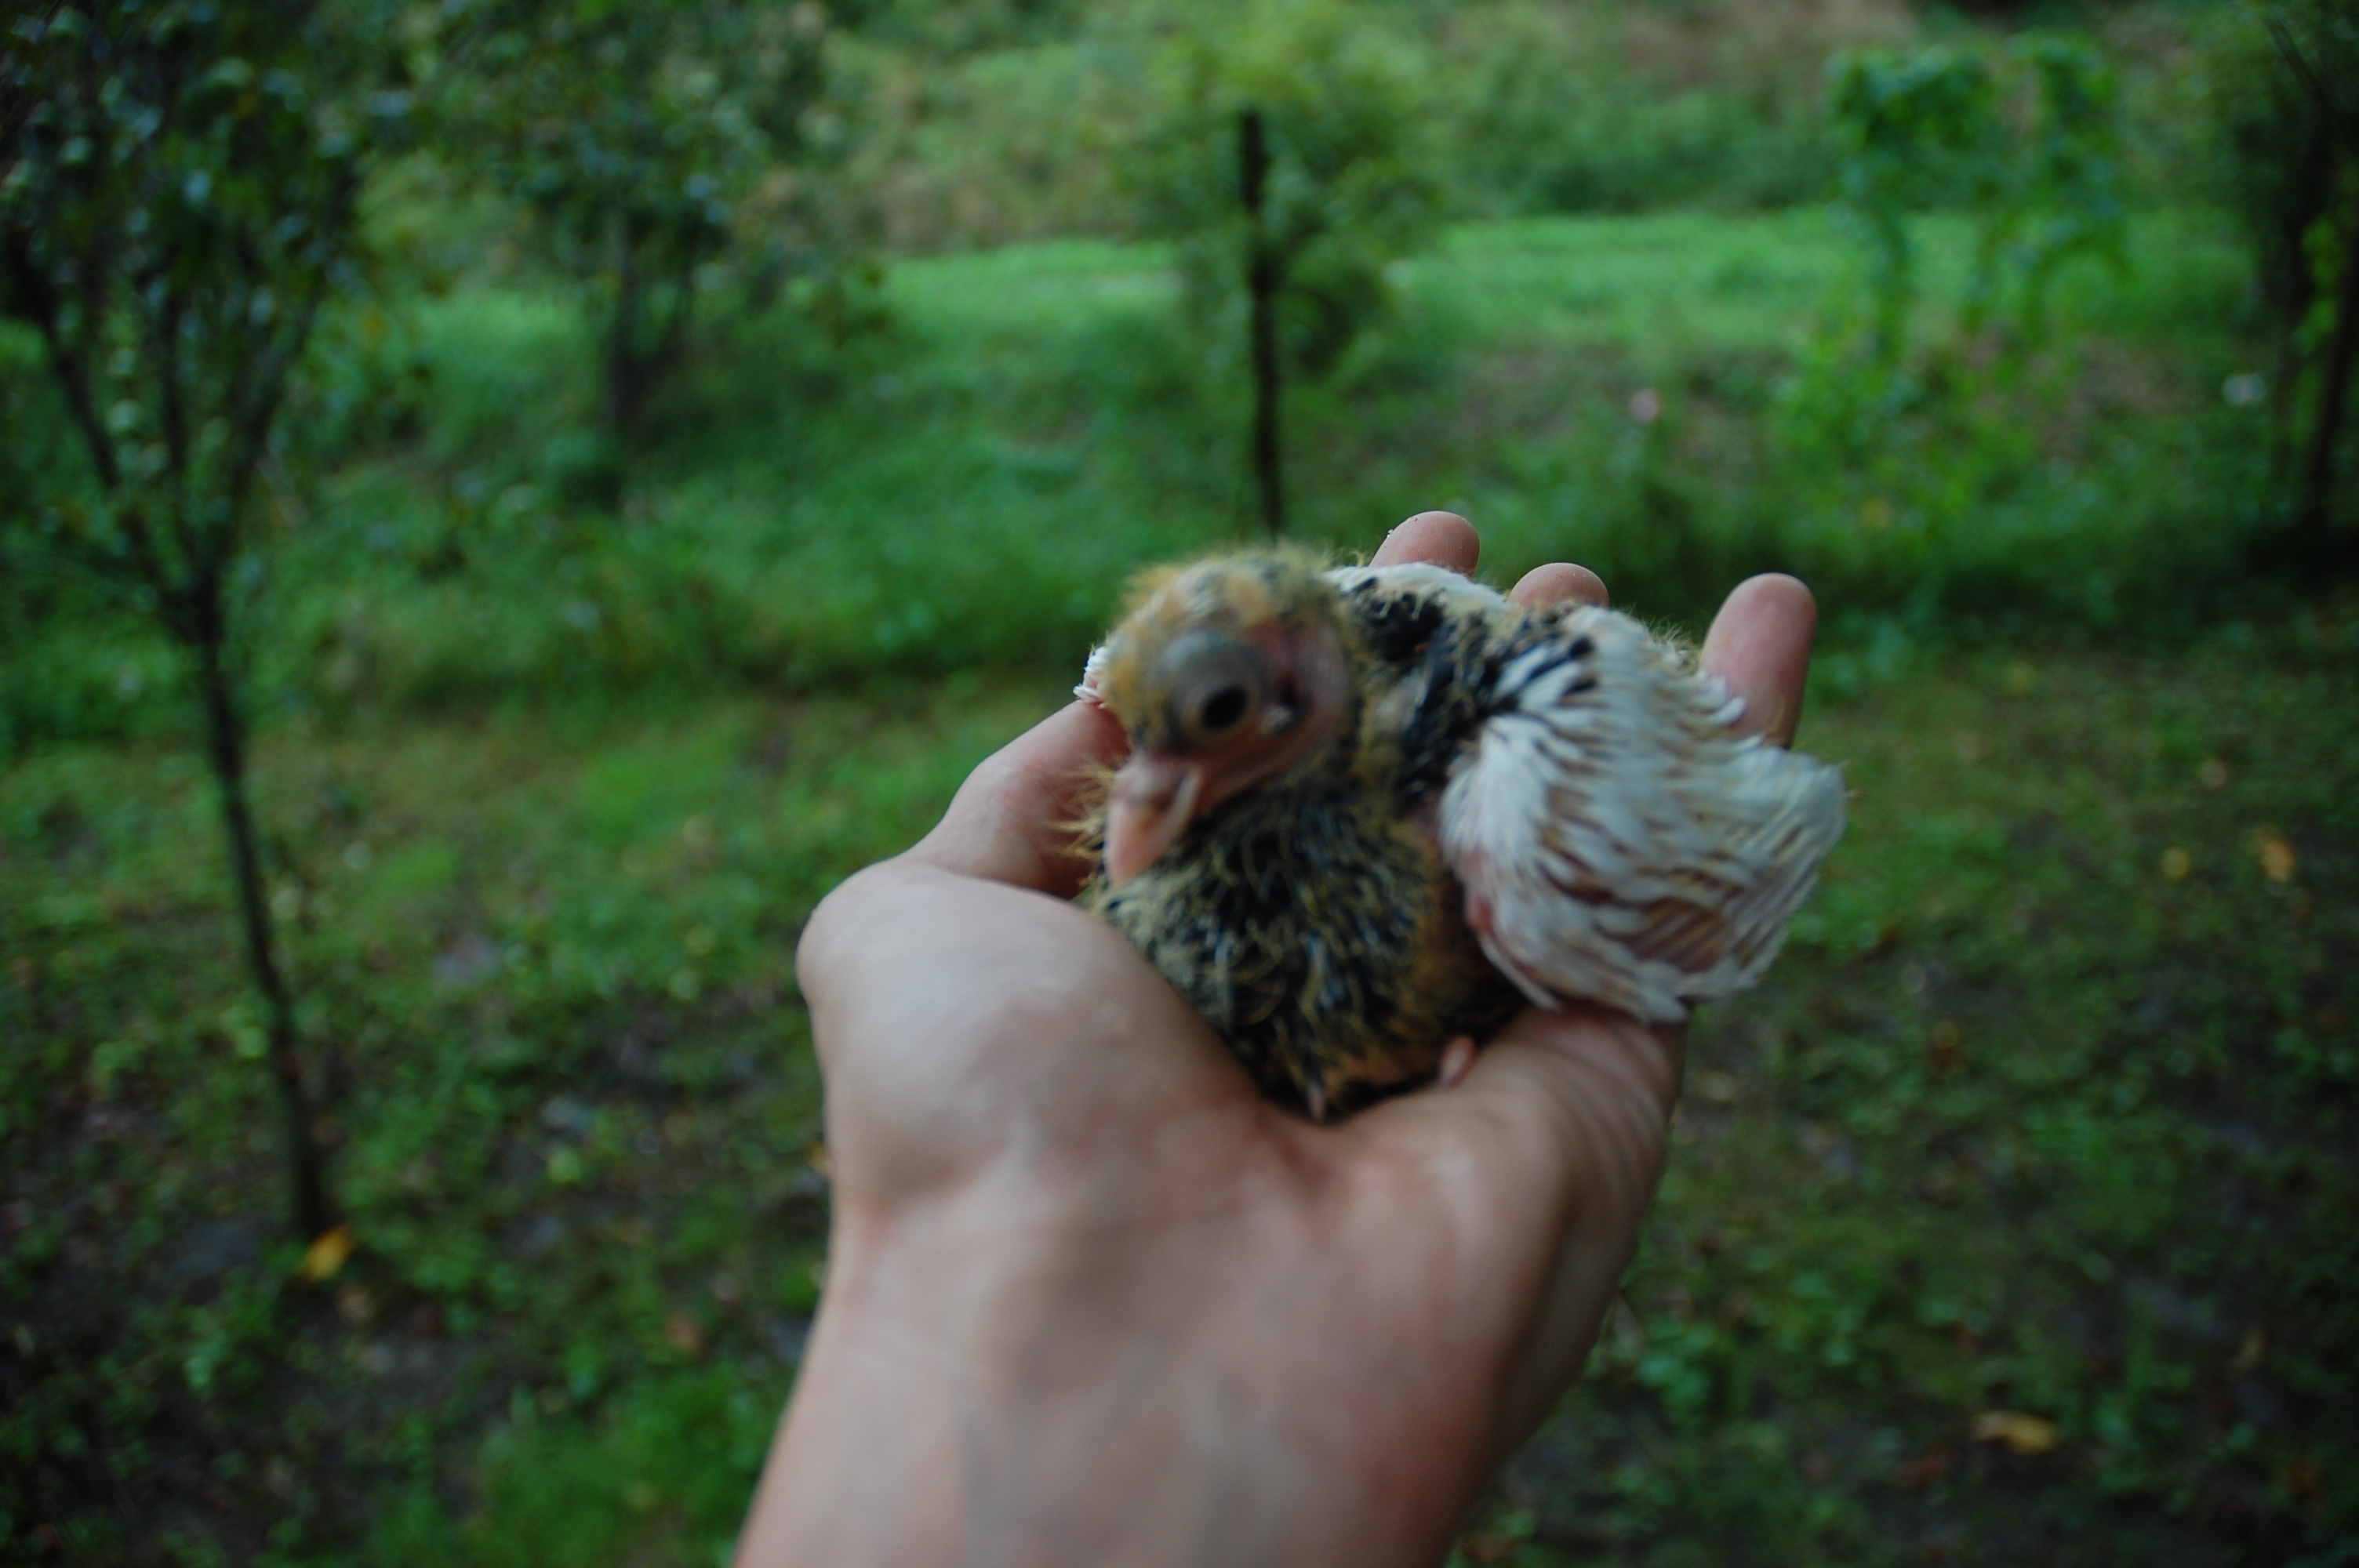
top-left (605, 220), bottom-right (643, 438)
top-left (192, 628), bottom-right (333, 1241)
top-left (2265, 119), bottom-right (2334, 488)
top-left (2297, 208), bottom-right (2359, 544)
top-left (2269, 318), bottom-right (2305, 489)
top-left (1241, 109), bottom-right (1284, 539)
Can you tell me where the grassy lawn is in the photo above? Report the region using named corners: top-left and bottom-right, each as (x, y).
top-left (2, 207), bottom-right (2267, 752)
top-left (7, 630), bottom-right (2355, 1564)
top-left (1475, 626), bottom-right (2359, 1565)
top-left (5, 201), bottom-right (2353, 1563)
top-left (3, 677), bottom-right (1052, 1563)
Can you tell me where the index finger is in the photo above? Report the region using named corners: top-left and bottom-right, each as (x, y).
top-left (1700, 574), bottom-right (1816, 746)
top-left (1372, 510), bottom-right (1481, 572)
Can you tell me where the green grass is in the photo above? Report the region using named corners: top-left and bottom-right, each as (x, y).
top-left (0, 677), bottom-right (1059, 1563)
top-left (0, 204), bottom-right (2281, 757)
top-left (5, 622), bottom-right (2356, 1564)
top-left (1479, 624), bottom-right (2359, 1564)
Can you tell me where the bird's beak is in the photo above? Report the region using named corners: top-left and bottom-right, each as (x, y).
top-left (1105, 752), bottom-right (1205, 886)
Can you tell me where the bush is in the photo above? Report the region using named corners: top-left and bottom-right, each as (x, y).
top-left (1438, 0), bottom-right (1864, 217)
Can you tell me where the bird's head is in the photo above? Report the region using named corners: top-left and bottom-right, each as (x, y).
top-left (1091, 551), bottom-right (1355, 886)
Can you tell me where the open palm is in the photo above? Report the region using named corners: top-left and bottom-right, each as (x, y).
top-left (738, 514), bottom-right (1819, 1568)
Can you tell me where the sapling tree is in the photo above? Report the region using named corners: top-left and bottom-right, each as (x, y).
top-left (1828, 39), bottom-right (2125, 364)
top-left (1826, 47), bottom-right (2008, 363)
top-left (444, 0), bottom-right (842, 448)
top-left (1787, 39), bottom-right (2129, 561)
top-left (1, 0), bottom-right (411, 1240)
top-left (2003, 38), bottom-right (2125, 340)
top-left (1130, 0), bottom-right (1441, 535)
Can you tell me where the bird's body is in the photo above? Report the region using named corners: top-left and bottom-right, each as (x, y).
top-left (1078, 551), bottom-right (1845, 1119)
top-left (1086, 689), bottom-right (1524, 1118)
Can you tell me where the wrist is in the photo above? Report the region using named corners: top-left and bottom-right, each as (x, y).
top-left (739, 1191), bottom-right (1478, 1568)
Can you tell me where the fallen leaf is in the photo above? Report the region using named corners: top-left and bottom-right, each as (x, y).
top-left (2160, 847), bottom-right (2193, 882)
top-left (663, 1313), bottom-right (705, 1357)
top-left (2256, 832), bottom-right (2296, 884)
top-left (2197, 757), bottom-right (2230, 790)
top-left (2230, 1326), bottom-right (2268, 1375)
top-left (1695, 1070), bottom-right (1740, 1105)
top-left (299, 1224), bottom-right (355, 1284)
top-left (1972, 1410), bottom-right (2059, 1455)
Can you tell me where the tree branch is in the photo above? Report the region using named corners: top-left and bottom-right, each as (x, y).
top-left (153, 279), bottom-right (194, 557)
top-left (2266, 10), bottom-right (2359, 158)
top-left (3, 241), bottom-right (122, 492)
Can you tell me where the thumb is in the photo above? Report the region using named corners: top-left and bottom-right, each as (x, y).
top-left (903, 699), bottom-right (1130, 898)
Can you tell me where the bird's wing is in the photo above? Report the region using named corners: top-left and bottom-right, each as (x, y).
top-left (1437, 604), bottom-right (1847, 1024)
top-left (1325, 561), bottom-right (1510, 621)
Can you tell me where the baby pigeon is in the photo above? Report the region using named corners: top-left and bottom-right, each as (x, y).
top-left (1076, 550), bottom-right (1846, 1120)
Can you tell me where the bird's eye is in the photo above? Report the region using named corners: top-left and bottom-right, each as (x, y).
top-left (1176, 670), bottom-right (1261, 745)
top-left (1160, 633), bottom-right (1266, 748)
top-left (1198, 684), bottom-right (1250, 733)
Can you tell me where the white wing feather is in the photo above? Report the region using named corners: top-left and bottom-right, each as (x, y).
top-left (1434, 603), bottom-right (1846, 1023)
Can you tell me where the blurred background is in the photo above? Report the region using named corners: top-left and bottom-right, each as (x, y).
top-left (2, 0), bottom-right (2354, 1562)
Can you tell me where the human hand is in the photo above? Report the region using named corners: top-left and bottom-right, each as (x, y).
top-left (736, 514), bottom-right (1818, 1568)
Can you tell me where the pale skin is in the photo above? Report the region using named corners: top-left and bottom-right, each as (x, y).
top-left (736, 513), bottom-right (1819, 1568)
